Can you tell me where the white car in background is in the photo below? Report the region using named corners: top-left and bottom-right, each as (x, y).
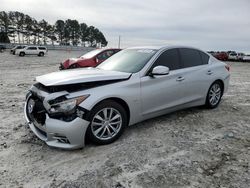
top-left (237, 53), bottom-right (245, 61)
top-left (15, 46), bottom-right (48, 57)
top-left (228, 52), bottom-right (238, 60)
top-left (243, 55), bottom-right (250, 62)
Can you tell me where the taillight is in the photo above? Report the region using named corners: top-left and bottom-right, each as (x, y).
top-left (225, 65), bottom-right (230, 71)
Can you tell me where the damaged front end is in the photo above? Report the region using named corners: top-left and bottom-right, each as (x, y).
top-left (24, 68), bottom-right (131, 149)
top-left (24, 84), bottom-right (90, 149)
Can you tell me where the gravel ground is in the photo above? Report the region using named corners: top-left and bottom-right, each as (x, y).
top-left (0, 50), bottom-right (249, 188)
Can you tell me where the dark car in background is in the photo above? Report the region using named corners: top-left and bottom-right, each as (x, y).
top-left (60, 48), bottom-right (121, 69)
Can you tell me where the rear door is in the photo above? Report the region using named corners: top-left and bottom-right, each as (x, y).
top-left (177, 48), bottom-right (211, 102)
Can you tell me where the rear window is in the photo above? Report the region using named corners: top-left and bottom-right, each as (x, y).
top-left (179, 48), bottom-right (203, 68)
top-left (38, 47), bottom-right (46, 50)
top-left (199, 51), bottom-right (209, 64)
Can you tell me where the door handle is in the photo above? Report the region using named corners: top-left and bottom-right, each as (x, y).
top-left (207, 70), bottom-right (213, 75)
top-left (176, 76), bottom-right (185, 82)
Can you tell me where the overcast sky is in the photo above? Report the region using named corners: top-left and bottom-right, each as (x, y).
top-left (1, 0), bottom-right (250, 52)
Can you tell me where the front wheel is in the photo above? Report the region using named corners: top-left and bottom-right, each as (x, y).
top-left (206, 81), bottom-right (223, 108)
top-left (19, 52), bottom-right (25, 56)
top-left (86, 100), bottom-right (128, 145)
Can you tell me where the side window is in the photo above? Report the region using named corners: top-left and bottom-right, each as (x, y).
top-left (199, 51), bottom-right (209, 64)
top-left (152, 49), bottom-right (180, 70)
top-left (179, 48), bottom-right (203, 68)
top-left (106, 50), bottom-right (115, 57)
top-left (38, 47), bottom-right (46, 50)
top-left (27, 47), bottom-right (37, 50)
top-left (97, 50), bottom-right (114, 61)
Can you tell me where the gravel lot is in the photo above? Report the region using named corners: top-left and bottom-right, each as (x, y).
top-left (0, 50), bottom-right (249, 188)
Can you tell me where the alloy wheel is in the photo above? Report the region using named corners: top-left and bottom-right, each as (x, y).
top-left (91, 108), bottom-right (122, 141)
top-left (209, 83), bottom-right (221, 106)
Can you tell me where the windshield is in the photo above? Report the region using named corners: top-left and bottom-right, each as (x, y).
top-left (80, 49), bottom-right (103, 59)
top-left (97, 49), bottom-right (157, 73)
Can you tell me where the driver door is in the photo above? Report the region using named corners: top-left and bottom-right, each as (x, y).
top-left (140, 48), bottom-right (184, 116)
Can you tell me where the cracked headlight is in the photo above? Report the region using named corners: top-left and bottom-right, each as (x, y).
top-left (49, 95), bottom-right (89, 114)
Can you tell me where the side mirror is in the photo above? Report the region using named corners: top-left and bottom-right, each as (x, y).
top-left (150, 66), bottom-right (170, 76)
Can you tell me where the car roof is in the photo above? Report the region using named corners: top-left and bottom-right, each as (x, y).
top-left (127, 45), bottom-right (205, 51)
top-left (127, 46), bottom-right (165, 50)
top-left (25, 46), bottom-right (46, 48)
top-left (97, 48), bottom-right (121, 51)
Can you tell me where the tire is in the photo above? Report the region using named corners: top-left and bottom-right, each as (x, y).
top-left (38, 52), bottom-right (44, 57)
top-left (19, 52), bottom-right (25, 56)
top-left (86, 100), bottom-right (128, 145)
top-left (205, 81), bottom-right (223, 109)
top-left (69, 64), bottom-right (80, 69)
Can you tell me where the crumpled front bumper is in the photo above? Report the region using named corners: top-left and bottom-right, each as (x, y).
top-left (24, 92), bottom-right (90, 150)
top-left (59, 63), bottom-right (66, 70)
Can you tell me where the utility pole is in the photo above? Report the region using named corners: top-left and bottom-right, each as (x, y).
top-left (118, 35), bottom-right (121, 48)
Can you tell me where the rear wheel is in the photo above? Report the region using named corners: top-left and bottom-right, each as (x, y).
top-left (86, 100), bottom-right (127, 145)
top-left (38, 52), bottom-right (44, 56)
top-left (206, 81), bottom-right (223, 108)
top-left (19, 52), bottom-right (25, 56)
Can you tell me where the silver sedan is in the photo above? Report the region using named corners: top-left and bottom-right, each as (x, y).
top-left (24, 45), bottom-right (230, 149)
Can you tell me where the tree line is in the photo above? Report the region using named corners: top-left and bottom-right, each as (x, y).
top-left (0, 11), bottom-right (108, 47)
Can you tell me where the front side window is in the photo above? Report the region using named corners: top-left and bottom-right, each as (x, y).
top-left (199, 51), bottom-right (210, 64)
top-left (97, 50), bottom-right (115, 61)
top-left (152, 49), bottom-right (180, 71)
top-left (179, 48), bottom-right (203, 68)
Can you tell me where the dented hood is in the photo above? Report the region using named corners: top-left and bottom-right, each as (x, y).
top-left (36, 68), bottom-right (131, 86)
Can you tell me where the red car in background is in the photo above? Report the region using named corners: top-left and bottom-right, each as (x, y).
top-left (213, 52), bottom-right (228, 61)
top-left (60, 48), bottom-right (121, 69)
